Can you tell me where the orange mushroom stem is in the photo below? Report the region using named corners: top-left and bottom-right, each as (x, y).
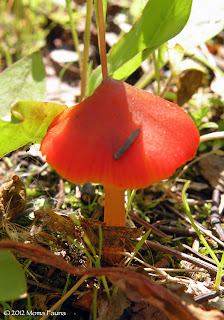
top-left (104, 187), bottom-right (125, 227)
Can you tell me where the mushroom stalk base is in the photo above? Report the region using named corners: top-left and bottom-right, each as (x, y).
top-left (103, 186), bottom-right (125, 264)
top-left (104, 187), bottom-right (125, 226)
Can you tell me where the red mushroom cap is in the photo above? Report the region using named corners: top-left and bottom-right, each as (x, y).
top-left (40, 78), bottom-right (200, 189)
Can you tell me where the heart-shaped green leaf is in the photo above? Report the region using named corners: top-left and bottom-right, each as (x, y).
top-left (0, 101), bottom-right (67, 158)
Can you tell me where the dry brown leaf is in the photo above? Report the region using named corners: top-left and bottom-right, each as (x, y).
top-left (0, 175), bottom-right (26, 220)
top-left (176, 69), bottom-right (204, 106)
top-left (45, 208), bottom-right (79, 238)
top-left (80, 218), bottom-right (143, 248)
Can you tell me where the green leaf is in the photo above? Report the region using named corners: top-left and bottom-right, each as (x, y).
top-left (199, 122), bottom-right (219, 131)
top-left (0, 52), bottom-right (46, 121)
top-left (189, 105), bottom-right (210, 127)
top-left (170, 0), bottom-right (224, 49)
top-left (88, 0), bottom-right (193, 94)
top-left (0, 101), bottom-right (66, 158)
top-left (111, 47), bottom-right (153, 81)
top-left (130, 0), bottom-right (148, 21)
top-left (0, 250), bottom-right (27, 301)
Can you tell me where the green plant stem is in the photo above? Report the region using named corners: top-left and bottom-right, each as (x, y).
top-left (66, 0), bottom-right (82, 72)
top-left (126, 189), bottom-right (136, 217)
top-left (135, 70), bottom-right (155, 89)
top-left (215, 252), bottom-right (224, 290)
top-left (127, 229), bottom-right (151, 266)
top-left (153, 50), bottom-right (160, 95)
top-left (96, 0), bottom-right (108, 79)
top-left (52, 274), bottom-right (70, 320)
top-left (80, 0), bottom-right (93, 101)
top-left (93, 279), bottom-right (99, 320)
top-left (101, 276), bottom-right (111, 300)
top-left (59, 61), bottom-right (73, 82)
top-left (26, 294), bottom-right (32, 320)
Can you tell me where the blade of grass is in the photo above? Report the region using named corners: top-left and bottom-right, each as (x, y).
top-left (127, 229), bottom-right (151, 266)
top-left (182, 181), bottom-right (220, 266)
top-left (153, 50), bottom-right (160, 95)
top-left (126, 189), bottom-right (137, 217)
top-left (93, 281), bottom-right (99, 320)
top-left (26, 294), bottom-right (32, 320)
top-left (52, 274), bottom-right (70, 320)
top-left (215, 252), bottom-right (224, 291)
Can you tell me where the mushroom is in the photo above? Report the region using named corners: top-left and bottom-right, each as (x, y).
top-left (40, 78), bottom-right (199, 259)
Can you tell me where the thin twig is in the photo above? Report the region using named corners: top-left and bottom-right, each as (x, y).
top-left (158, 225), bottom-right (197, 237)
top-left (56, 177), bottom-right (64, 210)
top-left (129, 212), bottom-right (167, 238)
top-left (144, 267), bottom-right (205, 273)
top-left (145, 240), bottom-right (218, 275)
top-left (124, 252), bottom-right (168, 278)
top-left (194, 291), bottom-right (220, 303)
top-left (210, 189), bottom-right (224, 241)
top-left (200, 131), bottom-right (224, 143)
top-left (182, 244), bottom-right (217, 266)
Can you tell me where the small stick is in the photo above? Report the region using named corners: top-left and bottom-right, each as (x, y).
top-left (113, 128), bottom-right (140, 160)
top-left (183, 244), bottom-right (217, 266)
top-left (210, 189), bottom-right (224, 241)
top-left (158, 225), bottom-right (197, 237)
top-left (200, 131), bottom-right (224, 143)
top-left (129, 212), bottom-right (167, 238)
top-left (145, 240), bottom-right (218, 275)
top-left (56, 177), bottom-right (64, 210)
top-left (194, 291), bottom-right (220, 304)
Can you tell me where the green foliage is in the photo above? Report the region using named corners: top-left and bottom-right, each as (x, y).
top-left (130, 0), bottom-right (148, 21)
top-left (189, 105), bottom-right (218, 131)
top-left (0, 250), bottom-right (27, 301)
top-left (0, 52), bottom-right (46, 120)
top-left (88, 0), bottom-right (193, 94)
top-left (0, 101), bottom-right (66, 158)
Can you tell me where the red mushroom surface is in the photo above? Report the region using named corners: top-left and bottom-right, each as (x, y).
top-left (40, 78), bottom-right (199, 190)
